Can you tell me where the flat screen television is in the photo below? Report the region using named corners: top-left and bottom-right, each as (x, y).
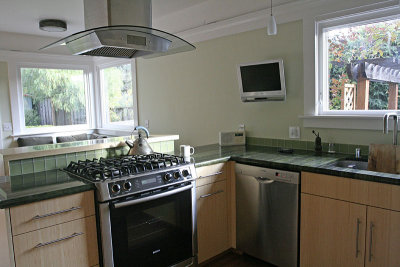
top-left (237, 59), bottom-right (286, 102)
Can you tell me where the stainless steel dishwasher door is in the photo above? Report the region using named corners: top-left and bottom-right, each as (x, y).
top-left (236, 163), bottom-right (299, 267)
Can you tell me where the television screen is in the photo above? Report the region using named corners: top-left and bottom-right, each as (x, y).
top-left (240, 62), bottom-right (281, 93)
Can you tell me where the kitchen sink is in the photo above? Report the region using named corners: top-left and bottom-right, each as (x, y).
top-left (325, 160), bottom-right (368, 170)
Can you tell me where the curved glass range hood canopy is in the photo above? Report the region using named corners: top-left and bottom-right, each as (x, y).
top-left (40, 0), bottom-right (195, 59)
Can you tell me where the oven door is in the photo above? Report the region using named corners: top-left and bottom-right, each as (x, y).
top-left (99, 183), bottom-right (196, 267)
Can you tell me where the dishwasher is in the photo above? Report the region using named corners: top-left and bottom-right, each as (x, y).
top-left (236, 163), bottom-right (299, 267)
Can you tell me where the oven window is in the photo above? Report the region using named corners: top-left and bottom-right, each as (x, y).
top-left (110, 189), bottom-right (193, 267)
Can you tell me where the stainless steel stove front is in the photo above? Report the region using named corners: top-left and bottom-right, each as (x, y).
top-left (99, 180), bottom-right (197, 267)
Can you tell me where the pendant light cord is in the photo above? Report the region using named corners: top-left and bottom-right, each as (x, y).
top-left (270, 0), bottom-right (273, 16)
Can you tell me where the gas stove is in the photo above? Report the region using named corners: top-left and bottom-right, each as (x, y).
top-left (63, 153), bottom-right (196, 202)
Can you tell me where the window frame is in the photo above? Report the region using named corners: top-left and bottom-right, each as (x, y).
top-left (316, 6), bottom-right (400, 116)
top-left (8, 58), bottom-right (95, 136)
top-left (97, 59), bottom-right (138, 131)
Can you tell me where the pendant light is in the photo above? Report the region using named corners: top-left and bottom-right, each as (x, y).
top-left (267, 0), bottom-right (277, 35)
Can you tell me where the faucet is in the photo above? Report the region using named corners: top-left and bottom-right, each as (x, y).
top-left (383, 113), bottom-right (398, 145)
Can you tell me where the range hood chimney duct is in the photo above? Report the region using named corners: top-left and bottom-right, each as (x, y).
top-left (41, 0), bottom-right (195, 59)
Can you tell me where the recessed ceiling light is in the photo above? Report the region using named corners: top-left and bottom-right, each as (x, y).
top-left (39, 19), bottom-right (67, 32)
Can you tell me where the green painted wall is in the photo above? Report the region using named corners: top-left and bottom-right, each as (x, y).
top-left (136, 20), bottom-right (392, 147)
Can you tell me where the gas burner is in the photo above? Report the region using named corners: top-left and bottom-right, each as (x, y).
top-left (64, 153), bottom-right (187, 182)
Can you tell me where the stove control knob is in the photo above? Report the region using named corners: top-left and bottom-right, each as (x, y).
top-left (111, 183), bottom-right (121, 194)
top-left (164, 173), bottom-right (173, 182)
top-left (123, 181), bottom-right (132, 191)
top-left (173, 171), bottom-right (181, 179)
top-left (182, 169), bottom-right (190, 177)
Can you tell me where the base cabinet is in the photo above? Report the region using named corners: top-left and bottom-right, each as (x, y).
top-left (196, 163), bottom-right (232, 263)
top-left (8, 191), bottom-right (99, 267)
top-left (13, 216), bottom-right (98, 267)
top-left (301, 172), bottom-right (400, 267)
top-left (300, 194), bottom-right (366, 267)
top-left (366, 207), bottom-right (400, 267)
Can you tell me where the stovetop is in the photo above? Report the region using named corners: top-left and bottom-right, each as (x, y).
top-left (64, 153), bottom-right (188, 182)
top-left (63, 153), bottom-right (196, 202)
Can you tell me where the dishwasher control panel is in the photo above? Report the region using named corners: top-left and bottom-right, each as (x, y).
top-left (235, 163), bottom-right (299, 184)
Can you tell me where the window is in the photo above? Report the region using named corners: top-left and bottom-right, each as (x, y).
top-left (9, 61), bottom-right (92, 135)
top-left (21, 68), bottom-right (88, 128)
top-left (317, 10), bottom-right (400, 115)
top-left (99, 62), bottom-right (137, 129)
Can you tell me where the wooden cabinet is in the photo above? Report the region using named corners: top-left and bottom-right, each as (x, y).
top-left (301, 172), bottom-right (400, 267)
top-left (366, 207), bottom-right (400, 267)
top-left (9, 191), bottom-right (99, 267)
top-left (300, 194), bottom-right (366, 267)
top-left (196, 162), bottom-right (234, 263)
top-left (10, 190), bottom-right (95, 235)
top-left (13, 216), bottom-right (98, 267)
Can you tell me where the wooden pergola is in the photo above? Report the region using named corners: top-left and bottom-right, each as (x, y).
top-left (343, 59), bottom-right (400, 110)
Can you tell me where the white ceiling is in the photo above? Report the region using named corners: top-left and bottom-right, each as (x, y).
top-left (0, 0), bottom-right (299, 38)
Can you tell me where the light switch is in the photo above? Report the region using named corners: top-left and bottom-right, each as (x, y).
top-left (2, 123), bottom-right (12, 131)
top-left (289, 126), bottom-right (300, 139)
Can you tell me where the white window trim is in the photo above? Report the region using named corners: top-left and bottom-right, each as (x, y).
top-left (317, 5), bottom-right (400, 116)
top-left (302, 0), bottom-right (400, 129)
top-left (6, 53), bottom-right (96, 136)
top-left (96, 58), bottom-right (138, 131)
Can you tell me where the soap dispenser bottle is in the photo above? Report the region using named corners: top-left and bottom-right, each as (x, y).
top-left (313, 130), bottom-right (322, 154)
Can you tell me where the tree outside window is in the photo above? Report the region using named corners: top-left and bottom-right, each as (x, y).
top-left (21, 68), bottom-right (87, 128)
top-left (326, 18), bottom-right (400, 111)
top-left (101, 64), bottom-right (135, 123)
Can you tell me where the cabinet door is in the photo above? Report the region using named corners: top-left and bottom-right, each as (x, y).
top-left (366, 207), bottom-right (400, 267)
top-left (13, 216), bottom-right (99, 267)
top-left (196, 180), bottom-right (229, 263)
top-left (300, 194), bottom-right (366, 267)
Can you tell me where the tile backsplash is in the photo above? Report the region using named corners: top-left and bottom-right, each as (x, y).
top-left (8, 141), bottom-right (175, 176)
top-left (246, 137), bottom-right (369, 155)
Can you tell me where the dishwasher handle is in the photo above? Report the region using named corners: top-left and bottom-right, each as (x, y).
top-left (253, 176), bottom-right (275, 184)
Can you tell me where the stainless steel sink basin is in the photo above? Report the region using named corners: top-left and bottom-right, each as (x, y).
top-left (327, 160), bottom-right (368, 170)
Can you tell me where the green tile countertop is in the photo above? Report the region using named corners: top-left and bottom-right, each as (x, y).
top-left (188, 144), bottom-right (400, 186)
top-left (0, 169), bottom-right (94, 209)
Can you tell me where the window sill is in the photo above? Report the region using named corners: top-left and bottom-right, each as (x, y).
top-left (300, 115), bottom-right (386, 130)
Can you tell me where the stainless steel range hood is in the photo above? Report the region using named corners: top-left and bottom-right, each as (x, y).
top-left (40, 0), bottom-right (195, 59)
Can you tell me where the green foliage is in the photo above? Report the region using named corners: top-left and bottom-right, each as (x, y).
top-left (21, 68), bottom-right (86, 112)
top-left (103, 64), bottom-right (134, 122)
top-left (24, 109), bottom-right (41, 126)
top-left (327, 19), bottom-right (400, 110)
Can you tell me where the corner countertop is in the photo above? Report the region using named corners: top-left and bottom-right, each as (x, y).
top-left (189, 144), bottom-right (400, 186)
top-left (0, 169), bottom-right (94, 209)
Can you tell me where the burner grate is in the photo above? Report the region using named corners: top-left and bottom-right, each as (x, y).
top-left (64, 153), bottom-right (186, 182)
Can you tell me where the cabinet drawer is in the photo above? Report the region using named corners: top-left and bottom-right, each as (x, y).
top-left (301, 172), bottom-right (400, 212)
top-left (196, 163), bottom-right (226, 187)
top-left (10, 191), bottom-right (95, 235)
top-left (13, 216), bottom-right (99, 267)
top-left (196, 180), bottom-right (229, 263)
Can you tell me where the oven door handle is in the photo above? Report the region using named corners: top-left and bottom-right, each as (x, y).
top-left (112, 184), bottom-right (194, 209)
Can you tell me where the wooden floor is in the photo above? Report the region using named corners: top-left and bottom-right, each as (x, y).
top-left (200, 251), bottom-right (276, 267)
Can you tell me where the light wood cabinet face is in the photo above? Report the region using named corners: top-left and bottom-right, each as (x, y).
top-left (196, 180), bottom-right (229, 263)
top-left (10, 191), bottom-right (95, 236)
top-left (365, 207), bottom-right (400, 267)
top-left (13, 216), bottom-right (99, 267)
top-left (300, 194), bottom-right (366, 267)
top-left (196, 163), bottom-right (226, 187)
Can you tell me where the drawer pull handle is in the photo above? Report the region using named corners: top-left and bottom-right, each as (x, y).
top-left (355, 218), bottom-right (361, 258)
top-left (369, 222), bottom-right (374, 262)
top-left (32, 206), bottom-right (81, 220)
top-left (34, 232), bottom-right (83, 248)
top-left (200, 190), bottom-right (224, 199)
top-left (198, 171), bottom-right (223, 179)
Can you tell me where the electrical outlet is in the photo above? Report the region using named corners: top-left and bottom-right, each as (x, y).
top-left (145, 120), bottom-right (149, 128)
top-left (289, 126), bottom-right (300, 139)
top-left (2, 123), bottom-right (12, 132)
